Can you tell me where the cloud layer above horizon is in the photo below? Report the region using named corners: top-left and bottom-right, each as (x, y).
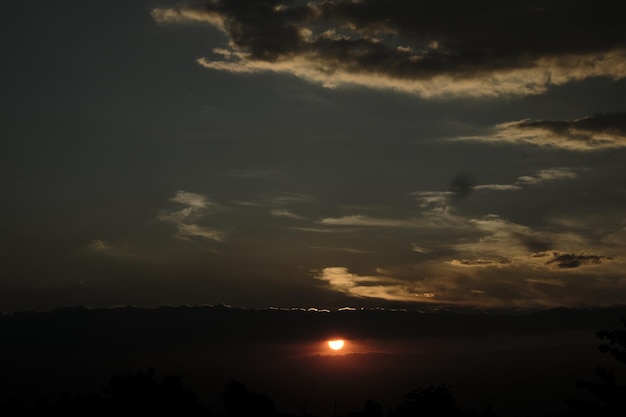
top-left (3, 0), bottom-right (626, 312)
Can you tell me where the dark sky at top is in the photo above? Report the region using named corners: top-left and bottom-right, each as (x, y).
top-left (2, 0), bottom-right (626, 312)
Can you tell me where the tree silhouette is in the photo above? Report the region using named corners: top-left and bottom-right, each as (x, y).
top-left (103, 368), bottom-right (206, 415)
top-left (570, 319), bottom-right (626, 417)
top-left (348, 399), bottom-right (384, 417)
top-left (0, 368), bottom-right (209, 416)
top-left (396, 385), bottom-right (459, 417)
top-left (223, 380), bottom-right (275, 417)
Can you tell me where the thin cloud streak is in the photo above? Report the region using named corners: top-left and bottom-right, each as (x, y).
top-left (310, 246), bottom-right (372, 254)
top-left (87, 240), bottom-right (150, 260)
top-left (473, 184), bottom-right (522, 191)
top-left (516, 167), bottom-right (578, 185)
top-left (270, 209), bottom-right (306, 220)
top-left (319, 215), bottom-right (420, 228)
top-left (459, 113), bottom-right (626, 150)
top-left (410, 167), bottom-right (578, 215)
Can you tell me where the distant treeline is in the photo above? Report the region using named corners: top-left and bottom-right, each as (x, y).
top-left (1, 362), bottom-right (625, 417)
top-left (0, 368), bottom-right (492, 416)
top-left (2, 304), bottom-right (626, 343)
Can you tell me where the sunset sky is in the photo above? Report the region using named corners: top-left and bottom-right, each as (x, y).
top-left (3, 0), bottom-right (626, 311)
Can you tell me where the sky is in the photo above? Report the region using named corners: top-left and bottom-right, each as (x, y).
top-left (2, 0), bottom-right (626, 312)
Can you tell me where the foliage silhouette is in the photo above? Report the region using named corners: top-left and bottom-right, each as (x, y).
top-left (395, 385), bottom-right (459, 417)
top-left (569, 319), bottom-right (626, 417)
top-left (1, 371), bottom-right (502, 417)
top-left (104, 368), bottom-right (206, 415)
top-left (0, 368), bottom-right (208, 416)
top-left (347, 399), bottom-right (385, 417)
top-left (223, 379), bottom-right (276, 417)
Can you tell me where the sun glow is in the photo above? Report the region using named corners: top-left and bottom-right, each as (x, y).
top-left (328, 339), bottom-right (345, 350)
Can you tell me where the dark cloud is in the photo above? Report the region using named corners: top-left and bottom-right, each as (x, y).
top-left (469, 113), bottom-right (626, 150)
top-left (448, 173), bottom-right (474, 201)
top-left (547, 252), bottom-right (611, 269)
top-left (573, 112), bottom-right (626, 133)
top-left (515, 113), bottom-right (626, 148)
top-left (514, 233), bottom-right (553, 253)
top-left (216, 0), bottom-right (315, 61)
top-left (153, 1), bottom-right (626, 97)
top-left (451, 258), bottom-right (511, 266)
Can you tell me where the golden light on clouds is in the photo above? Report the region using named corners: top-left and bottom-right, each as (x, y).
top-left (152, 2), bottom-right (626, 99)
top-left (457, 114), bottom-right (626, 151)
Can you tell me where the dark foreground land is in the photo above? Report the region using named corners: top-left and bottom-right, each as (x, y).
top-left (1, 305), bottom-right (626, 416)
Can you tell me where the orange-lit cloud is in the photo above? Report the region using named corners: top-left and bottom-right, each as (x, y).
top-left (151, 6), bottom-right (226, 30)
top-left (458, 113), bottom-right (626, 150)
top-left (516, 168), bottom-right (578, 185)
top-left (315, 267), bottom-right (436, 302)
top-left (152, 1), bottom-right (626, 98)
top-left (315, 249), bottom-right (623, 307)
top-left (313, 204), bottom-right (624, 307)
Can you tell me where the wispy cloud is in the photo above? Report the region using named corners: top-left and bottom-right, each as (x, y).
top-left (89, 239), bottom-right (108, 251)
top-left (87, 239), bottom-right (148, 259)
top-left (218, 169), bottom-right (279, 179)
top-left (176, 224), bottom-right (225, 242)
top-left (473, 184), bottom-right (522, 191)
top-left (410, 167), bottom-right (576, 212)
top-left (170, 190), bottom-right (215, 208)
top-left (151, 6), bottom-right (226, 30)
top-left (319, 215), bottom-right (420, 228)
top-left (411, 244), bottom-right (431, 254)
top-left (270, 209), bottom-right (306, 220)
top-left (241, 191), bottom-right (316, 209)
top-left (451, 215), bottom-right (556, 261)
top-left (267, 191), bottom-right (316, 206)
top-left (310, 246), bottom-right (371, 254)
top-left (290, 227), bottom-right (351, 233)
top-left (516, 167), bottom-right (578, 185)
top-left (159, 191), bottom-right (225, 242)
top-left (411, 191), bottom-right (453, 213)
top-left (153, 1), bottom-right (626, 98)
top-left (459, 113), bottom-right (626, 150)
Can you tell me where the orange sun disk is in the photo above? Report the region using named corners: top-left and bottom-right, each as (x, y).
top-left (328, 339), bottom-right (345, 350)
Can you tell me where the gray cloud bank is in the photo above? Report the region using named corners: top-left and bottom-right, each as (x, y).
top-left (153, 0), bottom-right (626, 97)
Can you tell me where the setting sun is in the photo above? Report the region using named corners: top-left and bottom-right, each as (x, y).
top-left (328, 339), bottom-right (345, 350)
